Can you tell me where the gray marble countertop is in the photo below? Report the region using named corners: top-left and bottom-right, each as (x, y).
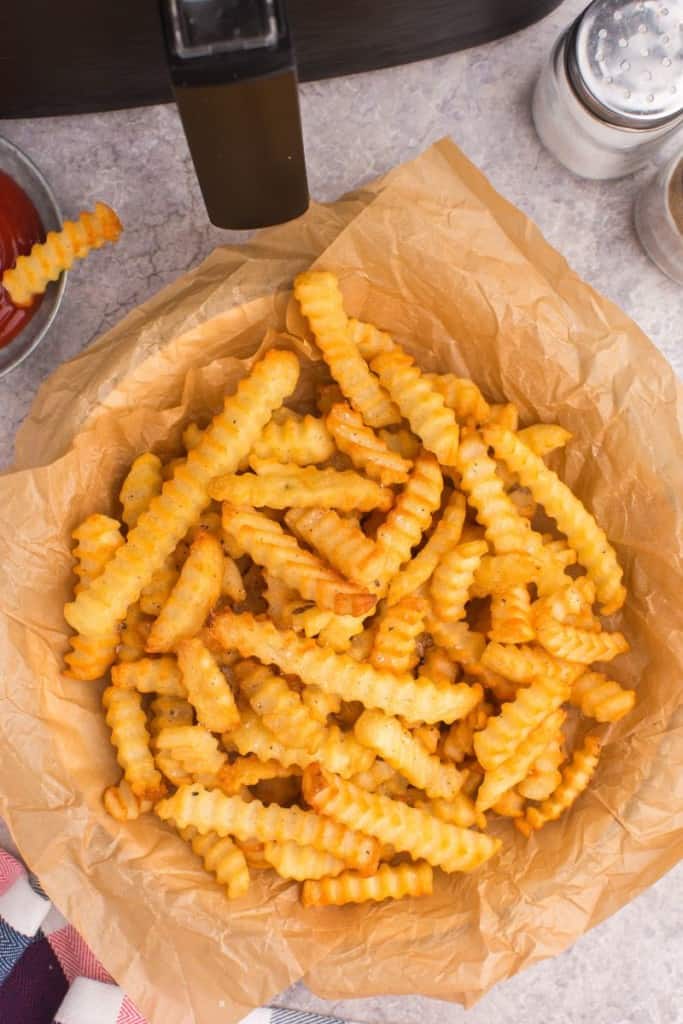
top-left (0, 0), bottom-right (681, 1020)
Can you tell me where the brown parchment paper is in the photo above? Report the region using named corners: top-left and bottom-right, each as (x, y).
top-left (1, 139), bottom-right (682, 1023)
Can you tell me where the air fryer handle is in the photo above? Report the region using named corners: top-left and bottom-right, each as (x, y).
top-left (160, 0), bottom-right (309, 231)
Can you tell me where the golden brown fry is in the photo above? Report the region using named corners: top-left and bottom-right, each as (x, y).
top-left (222, 506), bottom-right (376, 617)
top-left (375, 453), bottom-right (443, 588)
top-left (211, 465), bottom-right (392, 513)
top-left (347, 317), bottom-right (396, 361)
top-left (264, 841), bottom-right (346, 881)
top-left (250, 414), bottom-right (335, 468)
top-left (234, 658), bottom-right (326, 753)
top-left (423, 373), bottom-right (491, 425)
top-left (102, 685), bottom-right (165, 801)
top-left (491, 790), bottom-right (526, 818)
top-left (139, 557), bottom-right (180, 617)
top-left (476, 709), bottom-right (566, 812)
top-left (355, 709), bottom-right (465, 800)
top-left (3, 202), bottom-right (122, 307)
top-left (486, 403), bottom-right (519, 431)
top-left (180, 826), bottom-right (250, 899)
top-left (326, 402), bottom-right (412, 486)
top-left (221, 555), bottom-right (246, 603)
top-left (536, 618), bottom-right (629, 664)
top-left (177, 637), bottom-right (240, 733)
top-left (285, 507), bottom-right (386, 592)
top-left (146, 531), bottom-right (223, 653)
top-left (517, 424), bottom-right (572, 457)
top-left (71, 513), bottom-right (124, 595)
top-left (148, 695), bottom-right (194, 736)
top-left (103, 779), bottom-right (153, 821)
top-left (218, 756), bottom-right (302, 794)
top-left (64, 630), bottom-right (121, 682)
top-left (489, 585), bottom-right (535, 644)
top-left (294, 271), bottom-right (400, 427)
top-left (471, 552), bottom-right (538, 598)
top-left (416, 792), bottom-right (483, 830)
top-left (65, 349), bottom-right (299, 636)
top-left (387, 491), bottom-right (467, 607)
top-left (212, 610), bottom-right (482, 725)
top-left (370, 597), bottom-right (428, 674)
top-left (516, 735), bottom-right (602, 836)
top-left (302, 861), bottom-right (433, 907)
top-left (156, 784), bottom-right (381, 872)
top-left (112, 656), bottom-right (186, 696)
top-left (119, 453), bottom-right (163, 529)
top-left (570, 671), bottom-right (636, 723)
top-left (303, 766), bottom-right (500, 873)
top-left (370, 348), bottom-right (461, 465)
top-left (155, 725), bottom-right (226, 776)
top-left (430, 540), bottom-right (488, 623)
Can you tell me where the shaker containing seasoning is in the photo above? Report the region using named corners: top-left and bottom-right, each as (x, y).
top-left (532, 0), bottom-right (683, 179)
top-left (634, 148), bottom-right (683, 281)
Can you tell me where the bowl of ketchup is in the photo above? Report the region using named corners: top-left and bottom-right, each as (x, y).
top-left (0, 137), bottom-right (65, 379)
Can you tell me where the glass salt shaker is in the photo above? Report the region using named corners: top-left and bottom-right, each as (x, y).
top-left (532, 0), bottom-right (683, 179)
top-left (634, 148), bottom-right (683, 281)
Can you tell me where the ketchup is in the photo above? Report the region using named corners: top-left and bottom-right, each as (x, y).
top-left (0, 170), bottom-right (45, 349)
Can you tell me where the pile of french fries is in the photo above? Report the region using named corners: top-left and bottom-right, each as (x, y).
top-left (63, 271), bottom-right (634, 908)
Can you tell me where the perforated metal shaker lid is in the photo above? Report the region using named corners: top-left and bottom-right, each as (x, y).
top-left (567, 0), bottom-right (683, 128)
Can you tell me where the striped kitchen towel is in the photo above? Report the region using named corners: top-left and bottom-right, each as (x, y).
top-left (0, 829), bottom-right (348, 1024)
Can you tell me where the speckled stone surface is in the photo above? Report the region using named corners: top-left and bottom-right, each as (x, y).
top-left (0, 0), bottom-right (681, 1019)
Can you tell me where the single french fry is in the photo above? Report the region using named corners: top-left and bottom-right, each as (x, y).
top-left (250, 414), bottom-right (335, 468)
top-left (65, 349), bottom-right (300, 636)
top-left (3, 202), bottom-right (122, 307)
top-left (370, 597), bottom-right (428, 674)
top-left (177, 637), bottom-right (240, 733)
top-left (211, 465), bottom-right (392, 513)
top-left (302, 861), bottom-right (433, 907)
top-left (536, 617), bottom-right (629, 663)
top-left (303, 766), bottom-right (500, 873)
top-left (211, 610), bottom-right (482, 725)
top-left (376, 453), bottom-right (444, 588)
top-left (180, 826), bottom-right (250, 899)
top-left (414, 793), bottom-right (483, 830)
top-left (476, 709), bottom-right (566, 812)
top-left (326, 402), bottom-right (412, 486)
top-left (370, 348), bottom-right (461, 466)
top-left (65, 630), bottom-right (121, 682)
top-left (430, 540), bottom-right (488, 623)
top-left (264, 840), bottom-right (346, 881)
top-left (112, 656), bottom-right (186, 696)
top-left (489, 585), bottom-right (535, 644)
top-left (146, 532), bottom-right (223, 653)
top-left (480, 641), bottom-right (554, 684)
top-left (285, 507), bottom-right (386, 592)
top-left (518, 423), bottom-right (572, 457)
top-left (154, 725), bottom-right (226, 776)
top-left (120, 453), bottom-right (163, 529)
top-left (294, 271), bottom-right (400, 427)
top-left (234, 658), bottom-right (326, 753)
top-left (103, 779), bottom-right (153, 821)
top-left (347, 317), bottom-right (396, 362)
top-left (355, 709), bottom-right (465, 800)
top-left (484, 427), bottom-right (626, 612)
top-left (156, 784), bottom-right (381, 872)
top-left (386, 491), bottom-right (467, 607)
top-left (516, 735), bottom-right (602, 836)
top-left (103, 686), bottom-right (165, 801)
top-left (423, 373), bottom-right (491, 425)
top-left (222, 505), bottom-right (376, 617)
top-left (570, 670), bottom-right (636, 722)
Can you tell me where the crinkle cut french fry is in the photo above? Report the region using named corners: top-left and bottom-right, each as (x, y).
top-left (211, 465), bottom-right (393, 513)
top-left (264, 840), bottom-right (346, 881)
top-left (149, 695), bottom-right (194, 735)
top-left (112, 656), bottom-right (186, 696)
top-left (211, 610), bottom-right (482, 725)
top-left (354, 709), bottom-right (465, 800)
top-left (71, 514), bottom-right (125, 595)
top-left (180, 826), bottom-right (250, 899)
top-left (303, 765), bottom-right (500, 873)
top-left (456, 431), bottom-right (542, 556)
top-left (489, 585), bottom-right (535, 644)
top-left (516, 735), bottom-right (602, 836)
top-left (139, 557), bottom-right (179, 617)
top-left (234, 658), bottom-right (326, 753)
top-left (103, 779), bottom-right (152, 821)
top-left (376, 453), bottom-right (444, 589)
top-left (222, 505), bottom-right (376, 617)
top-left (3, 202), bottom-right (122, 307)
top-left (156, 784), bottom-right (381, 872)
top-left (294, 271), bottom-right (400, 428)
top-left (177, 637), bottom-right (240, 733)
top-left (155, 725), bottom-right (226, 775)
top-left (64, 629), bottom-right (120, 681)
top-left (302, 861), bottom-right (433, 907)
top-left (103, 686), bottom-right (165, 801)
top-left (119, 453), bottom-right (163, 529)
top-left (570, 670), bottom-right (636, 722)
top-left (414, 793), bottom-right (482, 830)
top-left (517, 423), bottom-right (572, 457)
top-left (484, 426), bottom-right (626, 612)
top-left (65, 349), bottom-right (300, 637)
top-left (536, 617), bottom-right (629, 664)
top-left (370, 597), bottom-right (428, 674)
top-left (326, 402), bottom-right (412, 486)
top-left (347, 317), bottom-right (396, 362)
top-left (491, 789), bottom-right (526, 818)
top-left (146, 531), bottom-right (224, 653)
top-left (370, 348), bottom-right (461, 466)
top-left (426, 615), bottom-right (486, 669)
top-left (474, 653), bottom-right (581, 770)
top-left (423, 373), bottom-right (491, 425)
top-left (387, 491), bottom-right (466, 607)
top-left (219, 756), bottom-right (302, 794)
top-left (471, 552), bottom-right (538, 598)
top-left (476, 709), bottom-right (566, 812)
top-left (250, 414), bottom-right (335, 467)
top-left (285, 507), bottom-right (386, 592)
top-left (430, 540), bottom-right (488, 623)
top-left (487, 403), bottom-right (519, 431)
top-left (480, 641), bottom-right (554, 684)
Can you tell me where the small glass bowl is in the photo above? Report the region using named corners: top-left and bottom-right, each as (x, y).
top-left (0, 136), bottom-right (65, 380)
